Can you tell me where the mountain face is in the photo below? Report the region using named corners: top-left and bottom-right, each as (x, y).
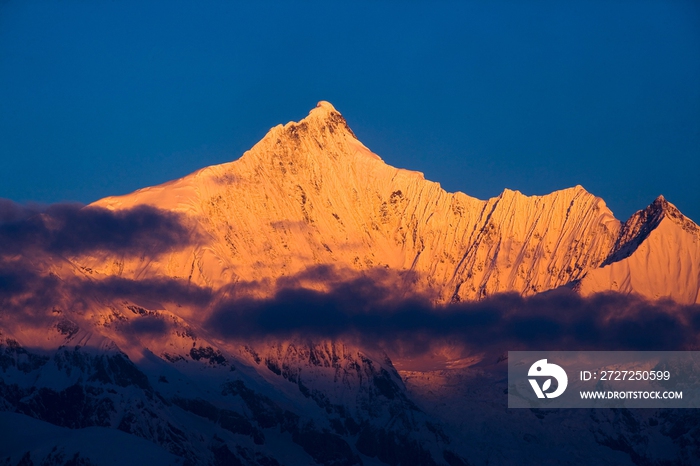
top-left (2, 102), bottom-right (699, 465)
top-left (89, 101), bottom-right (697, 304)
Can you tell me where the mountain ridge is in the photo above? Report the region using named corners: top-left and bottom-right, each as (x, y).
top-left (88, 101), bottom-right (698, 303)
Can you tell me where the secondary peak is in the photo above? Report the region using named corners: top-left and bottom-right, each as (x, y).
top-left (647, 195), bottom-right (673, 217)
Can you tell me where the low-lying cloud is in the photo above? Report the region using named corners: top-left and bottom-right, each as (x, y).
top-left (2, 259), bottom-right (697, 354)
top-left (0, 199), bottom-right (194, 257)
top-left (205, 272), bottom-right (700, 353)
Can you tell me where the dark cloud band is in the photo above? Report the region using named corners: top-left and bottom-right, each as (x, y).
top-left (205, 273), bottom-right (700, 352)
top-left (0, 199), bottom-right (194, 257)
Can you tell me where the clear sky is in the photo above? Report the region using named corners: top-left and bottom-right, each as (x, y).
top-left (1, 1), bottom-right (698, 222)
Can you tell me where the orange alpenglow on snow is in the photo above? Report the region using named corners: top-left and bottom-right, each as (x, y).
top-left (87, 102), bottom-right (699, 304)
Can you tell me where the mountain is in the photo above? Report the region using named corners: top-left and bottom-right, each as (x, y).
top-left (1, 102), bottom-right (699, 466)
top-left (578, 196), bottom-right (700, 303)
top-left (89, 101), bottom-right (697, 304)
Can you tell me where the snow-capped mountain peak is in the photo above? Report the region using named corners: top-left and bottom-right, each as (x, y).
top-left (579, 195), bottom-right (700, 303)
top-left (602, 195), bottom-right (699, 266)
top-left (85, 102), bottom-right (698, 304)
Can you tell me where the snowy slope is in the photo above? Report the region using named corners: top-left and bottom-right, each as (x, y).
top-left (0, 326), bottom-right (456, 466)
top-left (4, 328), bottom-right (697, 466)
top-left (0, 412), bottom-right (181, 466)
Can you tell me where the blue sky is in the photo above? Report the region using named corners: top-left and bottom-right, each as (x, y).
top-left (1, 1), bottom-right (698, 221)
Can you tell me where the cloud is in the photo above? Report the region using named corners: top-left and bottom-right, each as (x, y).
top-left (4, 261), bottom-right (684, 355)
top-left (0, 199), bottom-right (195, 257)
top-left (204, 270), bottom-right (700, 353)
top-left (126, 315), bottom-right (170, 336)
top-left (75, 276), bottom-right (213, 307)
top-left (0, 265), bottom-right (212, 334)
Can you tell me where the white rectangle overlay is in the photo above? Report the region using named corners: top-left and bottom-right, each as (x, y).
top-left (508, 351), bottom-right (700, 408)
